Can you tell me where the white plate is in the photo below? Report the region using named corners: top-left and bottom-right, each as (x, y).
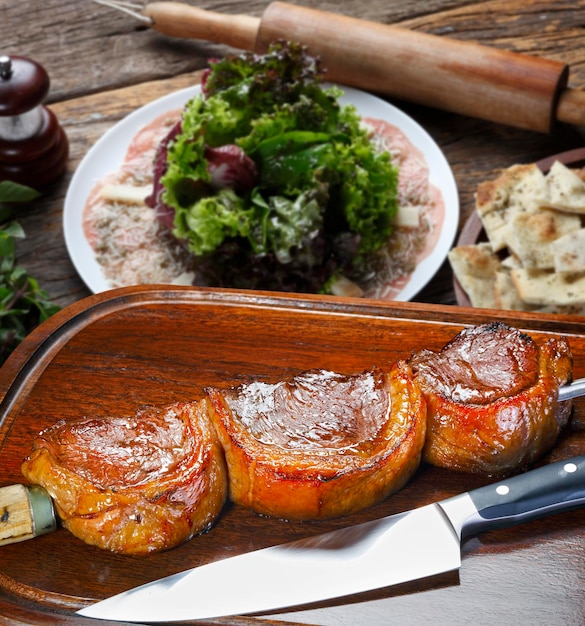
top-left (64, 85), bottom-right (459, 299)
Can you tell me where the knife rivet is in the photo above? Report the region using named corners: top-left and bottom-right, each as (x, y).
top-left (564, 462), bottom-right (577, 473)
top-left (496, 485), bottom-right (509, 495)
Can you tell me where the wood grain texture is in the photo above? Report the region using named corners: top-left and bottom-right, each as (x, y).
top-left (2, 1), bottom-right (585, 310)
top-left (2, 2), bottom-right (585, 621)
top-left (0, 485), bottom-right (36, 545)
top-left (0, 286), bottom-right (584, 625)
top-left (257, 2), bottom-right (569, 132)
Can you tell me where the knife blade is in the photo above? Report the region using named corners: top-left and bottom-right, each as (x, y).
top-left (77, 455), bottom-right (585, 623)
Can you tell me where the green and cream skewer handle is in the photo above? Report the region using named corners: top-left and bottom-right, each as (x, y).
top-left (0, 484), bottom-right (56, 546)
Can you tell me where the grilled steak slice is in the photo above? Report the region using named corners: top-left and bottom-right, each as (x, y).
top-left (21, 400), bottom-right (228, 554)
top-left (409, 322), bottom-right (573, 476)
top-left (205, 362), bottom-right (426, 521)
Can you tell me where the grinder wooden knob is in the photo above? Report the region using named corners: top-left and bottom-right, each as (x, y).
top-left (0, 484), bottom-right (56, 546)
top-left (0, 55), bottom-right (68, 187)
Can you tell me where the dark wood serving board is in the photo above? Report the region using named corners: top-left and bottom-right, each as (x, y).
top-left (1, 286), bottom-right (584, 625)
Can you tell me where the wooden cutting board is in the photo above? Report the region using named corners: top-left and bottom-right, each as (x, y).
top-left (0, 286), bottom-right (584, 625)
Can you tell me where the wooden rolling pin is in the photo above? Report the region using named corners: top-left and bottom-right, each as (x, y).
top-left (95, 0), bottom-right (585, 133)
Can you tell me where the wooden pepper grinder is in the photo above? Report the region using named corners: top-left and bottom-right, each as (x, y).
top-left (0, 54), bottom-right (68, 187)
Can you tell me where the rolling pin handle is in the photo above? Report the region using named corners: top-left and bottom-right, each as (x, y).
top-left (556, 87), bottom-right (585, 127)
top-left (143, 2), bottom-right (260, 51)
top-left (0, 484), bottom-right (56, 546)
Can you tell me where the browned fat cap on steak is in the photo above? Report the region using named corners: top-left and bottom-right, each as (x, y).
top-left (205, 362), bottom-right (426, 521)
top-left (409, 322), bottom-right (573, 476)
top-left (21, 400), bottom-right (228, 554)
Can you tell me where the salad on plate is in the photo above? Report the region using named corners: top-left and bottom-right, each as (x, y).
top-left (80, 41), bottom-right (448, 298)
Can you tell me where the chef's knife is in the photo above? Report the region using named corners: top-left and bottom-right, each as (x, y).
top-left (77, 455), bottom-right (585, 623)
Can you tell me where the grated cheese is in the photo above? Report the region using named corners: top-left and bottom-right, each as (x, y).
top-left (100, 183), bottom-right (153, 205)
top-left (355, 118), bottom-right (443, 300)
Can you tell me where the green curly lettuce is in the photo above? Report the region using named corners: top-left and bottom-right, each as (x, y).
top-left (158, 40), bottom-right (399, 292)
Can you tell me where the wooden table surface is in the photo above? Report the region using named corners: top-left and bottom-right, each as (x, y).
top-left (2, 0), bottom-right (585, 309)
top-left (1, 1), bottom-right (585, 625)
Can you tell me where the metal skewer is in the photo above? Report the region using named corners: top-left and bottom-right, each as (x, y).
top-left (92, 0), bottom-right (152, 23)
top-left (558, 377), bottom-right (585, 402)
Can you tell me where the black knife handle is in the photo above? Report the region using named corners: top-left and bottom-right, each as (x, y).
top-left (461, 455), bottom-right (585, 538)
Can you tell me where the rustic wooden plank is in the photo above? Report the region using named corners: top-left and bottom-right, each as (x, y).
top-left (2, 4), bottom-right (585, 623)
top-left (1, 1), bottom-right (486, 102)
top-left (8, 1), bottom-right (585, 309)
top-left (5, 1), bottom-right (584, 103)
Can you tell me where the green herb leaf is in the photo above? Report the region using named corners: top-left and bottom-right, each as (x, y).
top-left (0, 180), bottom-right (41, 204)
top-left (0, 182), bottom-right (59, 365)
